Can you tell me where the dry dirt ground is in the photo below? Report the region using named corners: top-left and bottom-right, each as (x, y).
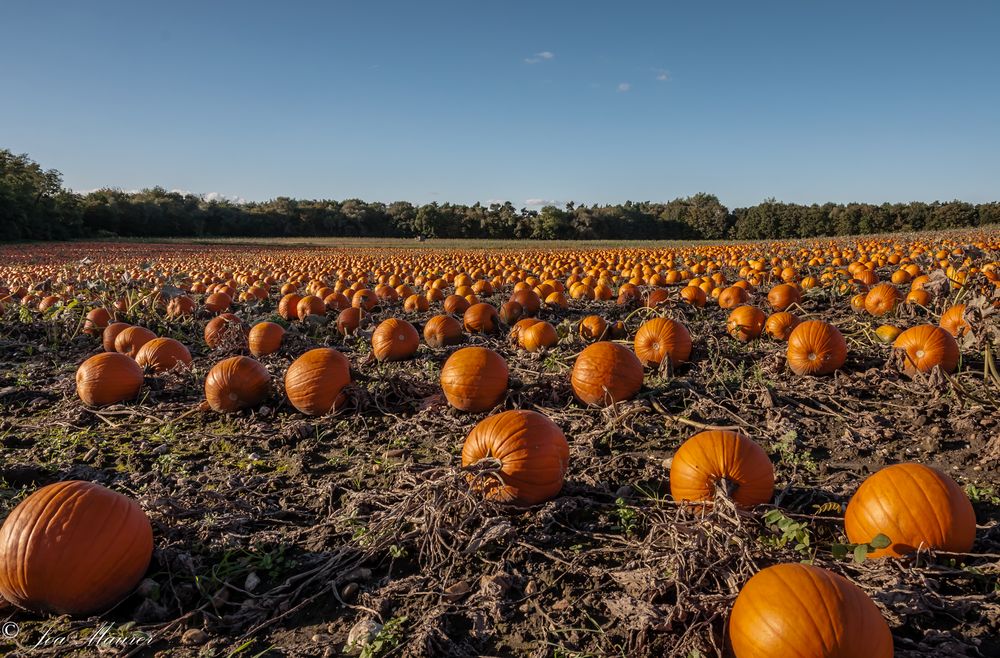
top-left (0, 249), bottom-right (998, 657)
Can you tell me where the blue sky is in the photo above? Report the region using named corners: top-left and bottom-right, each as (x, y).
top-left (2, 1), bottom-right (998, 208)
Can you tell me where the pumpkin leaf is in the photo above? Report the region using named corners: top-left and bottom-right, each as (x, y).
top-left (831, 543), bottom-right (849, 559)
top-left (869, 534), bottom-right (891, 549)
top-left (853, 544), bottom-right (870, 564)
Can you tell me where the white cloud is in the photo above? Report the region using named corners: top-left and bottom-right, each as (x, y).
top-left (654, 68), bottom-right (670, 81)
top-left (485, 199), bottom-right (507, 205)
top-left (617, 82), bottom-right (631, 92)
top-left (525, 198), bottom-right (561, 207)
top-left (524, 51), bottom-right (555, 64)
top-left (71, 187), bottom-right (245, 203)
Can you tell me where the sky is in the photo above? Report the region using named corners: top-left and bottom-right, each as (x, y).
top-left (2, 1), bottom-right (998, 209)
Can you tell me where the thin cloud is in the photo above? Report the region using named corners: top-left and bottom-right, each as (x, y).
top-left (654, 68), bottom-right (670, 81)
top-left (524, 51), bottom-right (555, 64)
top-left (525, 198), bottom-right (560, 207)
top-left (617, 82), bottom-right (631, 92)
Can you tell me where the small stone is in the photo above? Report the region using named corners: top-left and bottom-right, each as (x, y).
top-left (340, 582), bottom-right (359, 601)
top-left (343, 567), bottom-right (372, 582)
top-left (385, 448), bottom-right (408, 461)
top-left (524, 580), bottom-right (537, 596)
top-left (614, 485), bottom-right (632, 499)
top-left (83, 447), bottom-right (99, 462)
top-left (181, 629), bottom-right (208, 645)
top-left (311, 633), bottom-right (331, 643)
top-left (244, 572), bottom-right (261, 592)
top-left (346, 618), bottom-right (381, 655)
top-left (152, 444), bottom-right (169, 455)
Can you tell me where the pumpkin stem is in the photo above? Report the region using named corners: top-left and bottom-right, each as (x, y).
top-left (716, 477), bottom-right (738, 500)
top-left (464, 456), bottom-right (504, 476)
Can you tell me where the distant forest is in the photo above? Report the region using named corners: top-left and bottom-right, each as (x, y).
top-left (3, 149), bottom-right (998, 242)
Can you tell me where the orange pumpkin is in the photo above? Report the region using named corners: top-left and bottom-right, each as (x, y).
top-left (939, 304), bottom-right (969, 337)
top-left (763, 311), bottom-right (799, 341)
top-left (336, 307), bottom-right (368, 335)
top-left (248, 321), bottom-right (285, 357)
top-left (296, 295), bottom-right (326, 319)
top-left (892, 324), bottom-right (959, 375)
top-left (510, 289), bottom-right (541, 316)
top-left (726, 306), bottom-right (765, 342)
top-left (101, 322), bottom-right (131, 352)
top-left (443, 294), bottom-right (471, 315)
top-left (278, 293), bottom-right (303, 320)
top-left (578, 315), bottom-right (608, 341)
top-left (461, 410), bottom-right (569, 506)
top-left (766, 283), bottom-right (801, 311)
top-left (785, 320), bottom-right (847, 375)
top-left (729, 563), bottom-right (893, 658)
top-left (204, 291), bottom-right (232, 313)
top-left (498, 301), bottom-right (523, 325)
top-left (204, 356), bottom-right (271, 412)
top-left (440, 346), bottom-right (509, 412)
top-left (76, 352), bottom-right (144, 406)
top-left (571, 342), bottom-right (643, 407)
top-left (864, 283), bottom-right (901, 316)
top-left (204, 313), bottom-right (247, 349)
top-left (669, 430), bottom-right (774, 507)
top-left (645, 289), bottom-right (670, 308)
top-left (284, 348), bottom-right (351, 415)
top-left (845, 463), bottom-right (975, 558)
top-left (83, 308), bottom-right (112, 335)
top-left (135, 337), bottom-right (192, 372)
top-left (718, 285), bottom-right (749, 309)
top-left (423, 314), bottom-right (464, 348)
top-left (633, 318), bottom-right (692, 368)
top-left (0, 481), bottom-right (153, 615)
top-left (371, 318), bottom-right (420, 362)
top-left (679, 285), bottom-right (707, 307)
top-left (463, 303), bottom-right (500, 334)
top-left (518, 320), bottom-right (558, 352)
top-left (166, 295), bottom-right (196, 317)
top-left (114, 325), bottom-right (157, 358)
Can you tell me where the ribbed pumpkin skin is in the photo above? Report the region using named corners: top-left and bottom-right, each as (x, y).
top-left (680, 285), bottom-right (707, 307)
top-left (278, 293), bottom-right (302, 320)
top-left (764, 311), bottom-right (799, 341)
top-left (114, 326), bottom-right (157, 358)
top-left (0, 480), bottom-right (153, 615)
top-left (578, 315), bottom-right (608, 341)
top-left (443, 294), bottom-right (471, 315)
top-left (296, 295), bottom-right (326, 319)
top-left (939, 304), bottom-right (969, 337)
top-left (729, 563), bottom-right (893, 658)
top-left (571, 342), bottom-right (643, 407)
top-left (670, 431), bottom-right (774, 507)
top-left (511, 290), bottom-right (541, 316)
top-left (463, 303), bottom-right (500, 334)
top-left (864, 283), bottom-right (901, 316)
top-left (336, 307), bottom-right (367, 335)
top-left (135, 337), bottom-right (192, 372)
top-left (461, 410), bottom-right (570, 506)
top-left (204, 313), bottom-right (247, 349)
top-left (892, 324), bottom-right (959, 375)
top-left (845, 463), bottom-right (975, 558)
top-left (83, 307), bottom-right (112, 335)
top-left (76, 352), bottom-right (144, 406)
top-left (633, 318), bottom-right (692, 367)
top-left (519, 321), bottom-right (558, 352)
top-left (440, 346), bottom-right (509, 412)
top-left (718, 286), bottom-right (749, 310)
top-left (102, 322), bottom-right (131, 352)
top-left (766, 283), bottom-right (801, 311)
top-left (423, 315), bottom-right (464, 348)
top-left (786, 320), bottom-right (847, 375)
top-left (284, 348), bottom-right (351, 415)
top-left (204, 356), bottom-right (271, 413)
top-left (372, 318), bottom-right (420, 362)
top-left (248, 321), bottom-right (285, 357)
top-left (204, 292), bottom-right (232, 313)
top-left (498, 301), bottom-right (523, 325)
top-left (726, 306), bottom-right (765, 342)
top-left (166, 295), bottom-right (196, 317)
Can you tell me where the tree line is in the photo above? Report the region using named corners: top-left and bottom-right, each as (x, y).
top-left (3, 149), bottom-right (998, 242)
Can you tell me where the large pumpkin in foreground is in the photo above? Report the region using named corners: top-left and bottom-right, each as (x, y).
top-left (284, 348), bottom-right (352, 415)
top-left (571, 342), bottom-right (643, 406)
top-left (892, 324), bottom-right (959, 375)
top-left (461, 410), bottom-right (570, 506)
top-left (76, 352), bottom-right (144, 406)
top-left (371, 318), bottom-right (420, 362)
top-left (670, 430), bottom-right (774, 507)
top-left (633, 317), bottom-right (692, 367)
top-left (0, 480), bottom-right (153, 615)
top-left (440, 346), bottom-right (509, 412)
top-left (204, 356), bottom-right (271, 412)
top-left (729, 563), bottom-right (893, 658)
top-left (135, 337), bottom-right (192, 372)
top-left (845, 462), bottom-right (975, 558)
top-left (785, 320), bottom-right (847, 376)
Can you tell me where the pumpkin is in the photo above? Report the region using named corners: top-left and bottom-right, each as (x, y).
top-left (510, 289), bottom-right (541, 316)
top-left (204, 291), bottom-right (232, 313)
top-left (864, 283), bottom-right (900, 316)
top-left (845, 462), bottom-right (975, 558)
top-left (204, 356), bottom-right (271, 412)
top-left (578, 315), bottom-right (608, 341)
top-left (905, 288), bottom-right (931, 307)
top-left (518, 320), bottom-right (558, 352)
top-left (371, 318), bottom-right (420, 362)
top-left (0, 481), bottom-right (154, 615)
top-left (669, 430), bottom-right (774, 507)
top-left (729, 563), bottom-right (893, 658)
top-left (874, 324), bottom-right (902, 344)
top-left (939, 304), bottom-right (969, 337)
top-left (443, 294), bottom-right (470, 315)
top-left (440, 346), bottom-right (509, 412)
top-left (76, 352), bottom-right (144, 406)
top-left (571, 342), bottom-right (643, 407)
top-left (248, 321), bottom-right (285, 357)
top-left (336, 307), bottom-right (368, 335)
top-left (726, 306), bottom-right (765, 342)
top-left (102, 322), bottom-right (131, 351)
top-left (284, 348), bottom-right (351, 415)
top-left (423, 314), bottom-right (464, 348)
top-left (892, 324), bottom-right (959, 375)
top-left (166, 295), bottom-right (196, 317)
top-left (850, 292), bottom-right (868, 313)
top-left (679, 285), bottom-right (707, 307)
top-left (763, 311), bottom-right (799, 341)
top-left (83, 308), bottom-right (112, 335)
top-left (296, 295), bottom-right (326, 319)
top-left (718, 285), bottom-right (749, 309)
top-left (785, 320), bottom-right (847, 375)
top-left (278, 293), bottom-right (303, 320)
top-left (645, 289), bottom-right (670, 308)
top-left (461, 410), bottom-right (569, 506)
top-left (135, 337), bottom-right (192, 372)
top-left (766, 283), bottom-right (800, 311)
top-left (113, 325), bottom-right (157, 358)
top-left (403, 293), bottom-right (430, 313)
top-left (498, 301), bottom-right (523, 325)
top-left (463, 303), bottom-right (500, 334)
top-left (204, 313), bottom-right (247, 349)
top-left (633, 318), bottom-right (692, 368)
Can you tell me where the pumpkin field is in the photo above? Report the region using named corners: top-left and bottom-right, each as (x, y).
top-left (0, 229), bottom-right (998, 658)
